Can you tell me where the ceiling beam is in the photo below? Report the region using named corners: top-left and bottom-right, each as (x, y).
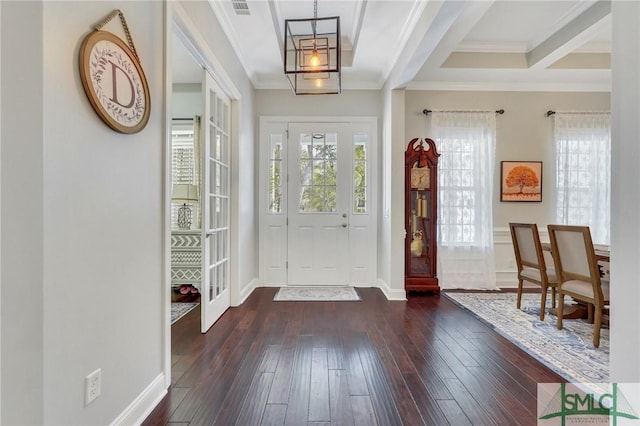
top-left (387, 0), bottom-right (494, 89)
top-left (526, 0), bottom-right (611, 70)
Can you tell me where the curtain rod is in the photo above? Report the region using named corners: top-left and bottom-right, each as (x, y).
top-left (546, 110), bottom-right (610, 117)
top-left (422, 109), bottom-right (504, 116)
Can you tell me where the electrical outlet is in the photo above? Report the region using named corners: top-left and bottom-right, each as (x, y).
top-left (85, 368), bottom-right (101, 406)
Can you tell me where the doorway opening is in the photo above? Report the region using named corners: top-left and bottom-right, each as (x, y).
top-left (259, 117), bottom-right (378, 288)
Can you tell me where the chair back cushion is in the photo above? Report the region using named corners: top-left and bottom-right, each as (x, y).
top-left (552, 228), bottom-right (591, 278)
top-left (515, 226), bottom-right (538, 266)
top-left (509, 223), bottom-right (546, 274)
top-left (548, 224), bottom-right (606, 303)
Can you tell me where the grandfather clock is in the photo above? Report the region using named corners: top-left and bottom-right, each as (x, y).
top-left (405, 137), bottom-right (440, 293)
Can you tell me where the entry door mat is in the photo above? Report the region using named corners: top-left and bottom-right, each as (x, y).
top-left (171, 302), bottom-right (199, 325)
top-left (443, 292), bottom-right (609, 384)
top-left (273, 286), bottom-right (361, 301)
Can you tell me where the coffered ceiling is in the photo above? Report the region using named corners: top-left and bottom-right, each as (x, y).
top-left (173, 0), bottom-right (611, 92)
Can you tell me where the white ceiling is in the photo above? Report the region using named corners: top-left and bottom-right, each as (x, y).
top-left (173, 0), bottom-right (611, 92)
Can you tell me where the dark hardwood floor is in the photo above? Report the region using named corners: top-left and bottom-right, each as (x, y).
top-left (144, 287), bottom-right (564, 425)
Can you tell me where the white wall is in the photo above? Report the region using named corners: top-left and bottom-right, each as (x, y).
top-left (0, 1), bottom-right (164, 424)
top-left (1, 2), bottom-right (45, 424)
top-left (172, 83), bottom-right (202, 118)
top-left (610, 1), bottom-right (640, 383)
top-left (42, 2), bottom-right (165, 424)
top-left (1, 0), bottom-right (258, 423)
top-left (0, 1), bottom-right (3, 420)
top-left (254, 89), bottom-right (381, 117)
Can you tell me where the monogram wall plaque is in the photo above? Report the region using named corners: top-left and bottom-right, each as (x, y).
top-left (79, 10), bottom-right (150, 134)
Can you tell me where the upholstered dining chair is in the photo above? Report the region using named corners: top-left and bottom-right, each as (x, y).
top-left (547, 224), bottom-right (609, 348)
top-left (509, 223), bottom-right (557, 320)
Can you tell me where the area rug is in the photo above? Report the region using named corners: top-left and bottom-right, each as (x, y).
top-left (273, 286), bottom-right (361, 301)
top-left (443, 292), bottom-right (609, 384)
top-left (171, 302), bottom-right (199, 325)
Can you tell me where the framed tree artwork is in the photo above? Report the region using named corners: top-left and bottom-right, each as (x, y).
top-left (500, 161), bottom-right (542, 202)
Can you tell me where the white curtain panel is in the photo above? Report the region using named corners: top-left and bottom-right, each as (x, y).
top-left (554, 112), bottom-right (611, 244)
top-left (431, 111), bottom-right (497, 290)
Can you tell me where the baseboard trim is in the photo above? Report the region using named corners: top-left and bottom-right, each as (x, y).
top-left (111, 373), bottom-right (166, 426)
top-left (377, 279), bottom-right (407, 301)
top-left (237, 278), bottom-right (258, 305)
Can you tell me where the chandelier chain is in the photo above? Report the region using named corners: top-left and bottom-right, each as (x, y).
top-left (312, 0), bottom-right (318, 37)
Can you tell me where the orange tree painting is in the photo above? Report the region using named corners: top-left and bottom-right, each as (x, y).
top-left (500, 161), bottom-right (542, 202)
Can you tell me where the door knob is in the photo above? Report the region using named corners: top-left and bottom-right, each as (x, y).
top-left (342, 223), bottom-right (348, 228)
top-left (342, 213), bottom-right (347, 218)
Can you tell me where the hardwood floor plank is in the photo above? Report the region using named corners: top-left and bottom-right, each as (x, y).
top-left (260, 404), bottom-right (287, 426)
top-left (402, 372), bottom-right (449, 425)
top-left (329, 370), bottom-right (355, 425)
top-left (326, 333), bottom-right (345, 370)
top-left (350, 395), bottom-right (378, 426)
top-left (465, 330), bottom-right (564, 385)
top-left (353, 333), bottom-right (403, 426)
top-left (442, 377), bottom-right (501, 425)
top-left (268, 303), bottom-right (304, 404)
top-left (267, 346), bottom-right (295, 404)
top-left (173, 308), bottom-right (259, 388)
top-left (143, 288), bottom-right (565, 426)
top-left (366, 317), bottom-right (425, 425)
top-left (341, 333), bottom-right (369, 396)
top-left (284, 335), bottom-right (313, 425)
top-left (435, 326), bottom-right (482, 367)
top-left (466, 364), bottom-right (535, 420)
top-left (451, 365), bottom-right (520, 424)
top-left (235, 372), bottom-right (275, 426)
top-left (436, 399), bottom-right (472, 425)
top-left (211, 312), bottom-right (281, 425)
top-left (396, 333), bottom-right (453, 401)
top-left (309, 348), bottom-right (330, 422)
top-left (260, 345), bottom-right (283, 373)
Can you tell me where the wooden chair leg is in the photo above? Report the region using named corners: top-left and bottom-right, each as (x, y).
top-left (587, 304), bottom-right (594, 324)
top-left (557, 293), bottom-right (564, 330)
top-left (540, 285), bottom-right (547, 320)
top-left (593, 305), bottom-right (602, 348)
top-left (516, 279), bottom-right (524, 309)
top-left (551, 287), bottom-right (557, 308)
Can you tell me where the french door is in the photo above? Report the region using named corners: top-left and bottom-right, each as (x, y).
top-left (287, 123), bottom-right (350, 285)
top-left (201, 71), bottom-right (230, 332)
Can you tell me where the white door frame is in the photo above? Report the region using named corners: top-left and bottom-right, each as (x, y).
top-left (164, 2), bottom-right (241, 389)
top-left (259, 116), bottom-right (378, 288)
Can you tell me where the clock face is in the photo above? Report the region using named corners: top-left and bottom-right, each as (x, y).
top-left (411, 167), bottom-right (430, 189)
top-left (79, 31), bottom-right (150, 134)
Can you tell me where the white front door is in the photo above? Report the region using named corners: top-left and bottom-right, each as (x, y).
top-left (201, 71), bottom-right (231, 332)
top-left (287, 123), bottom-right (350, 285)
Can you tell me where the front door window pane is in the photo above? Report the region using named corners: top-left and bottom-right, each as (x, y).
top-left (297, 132), bottom-right (337, 212)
